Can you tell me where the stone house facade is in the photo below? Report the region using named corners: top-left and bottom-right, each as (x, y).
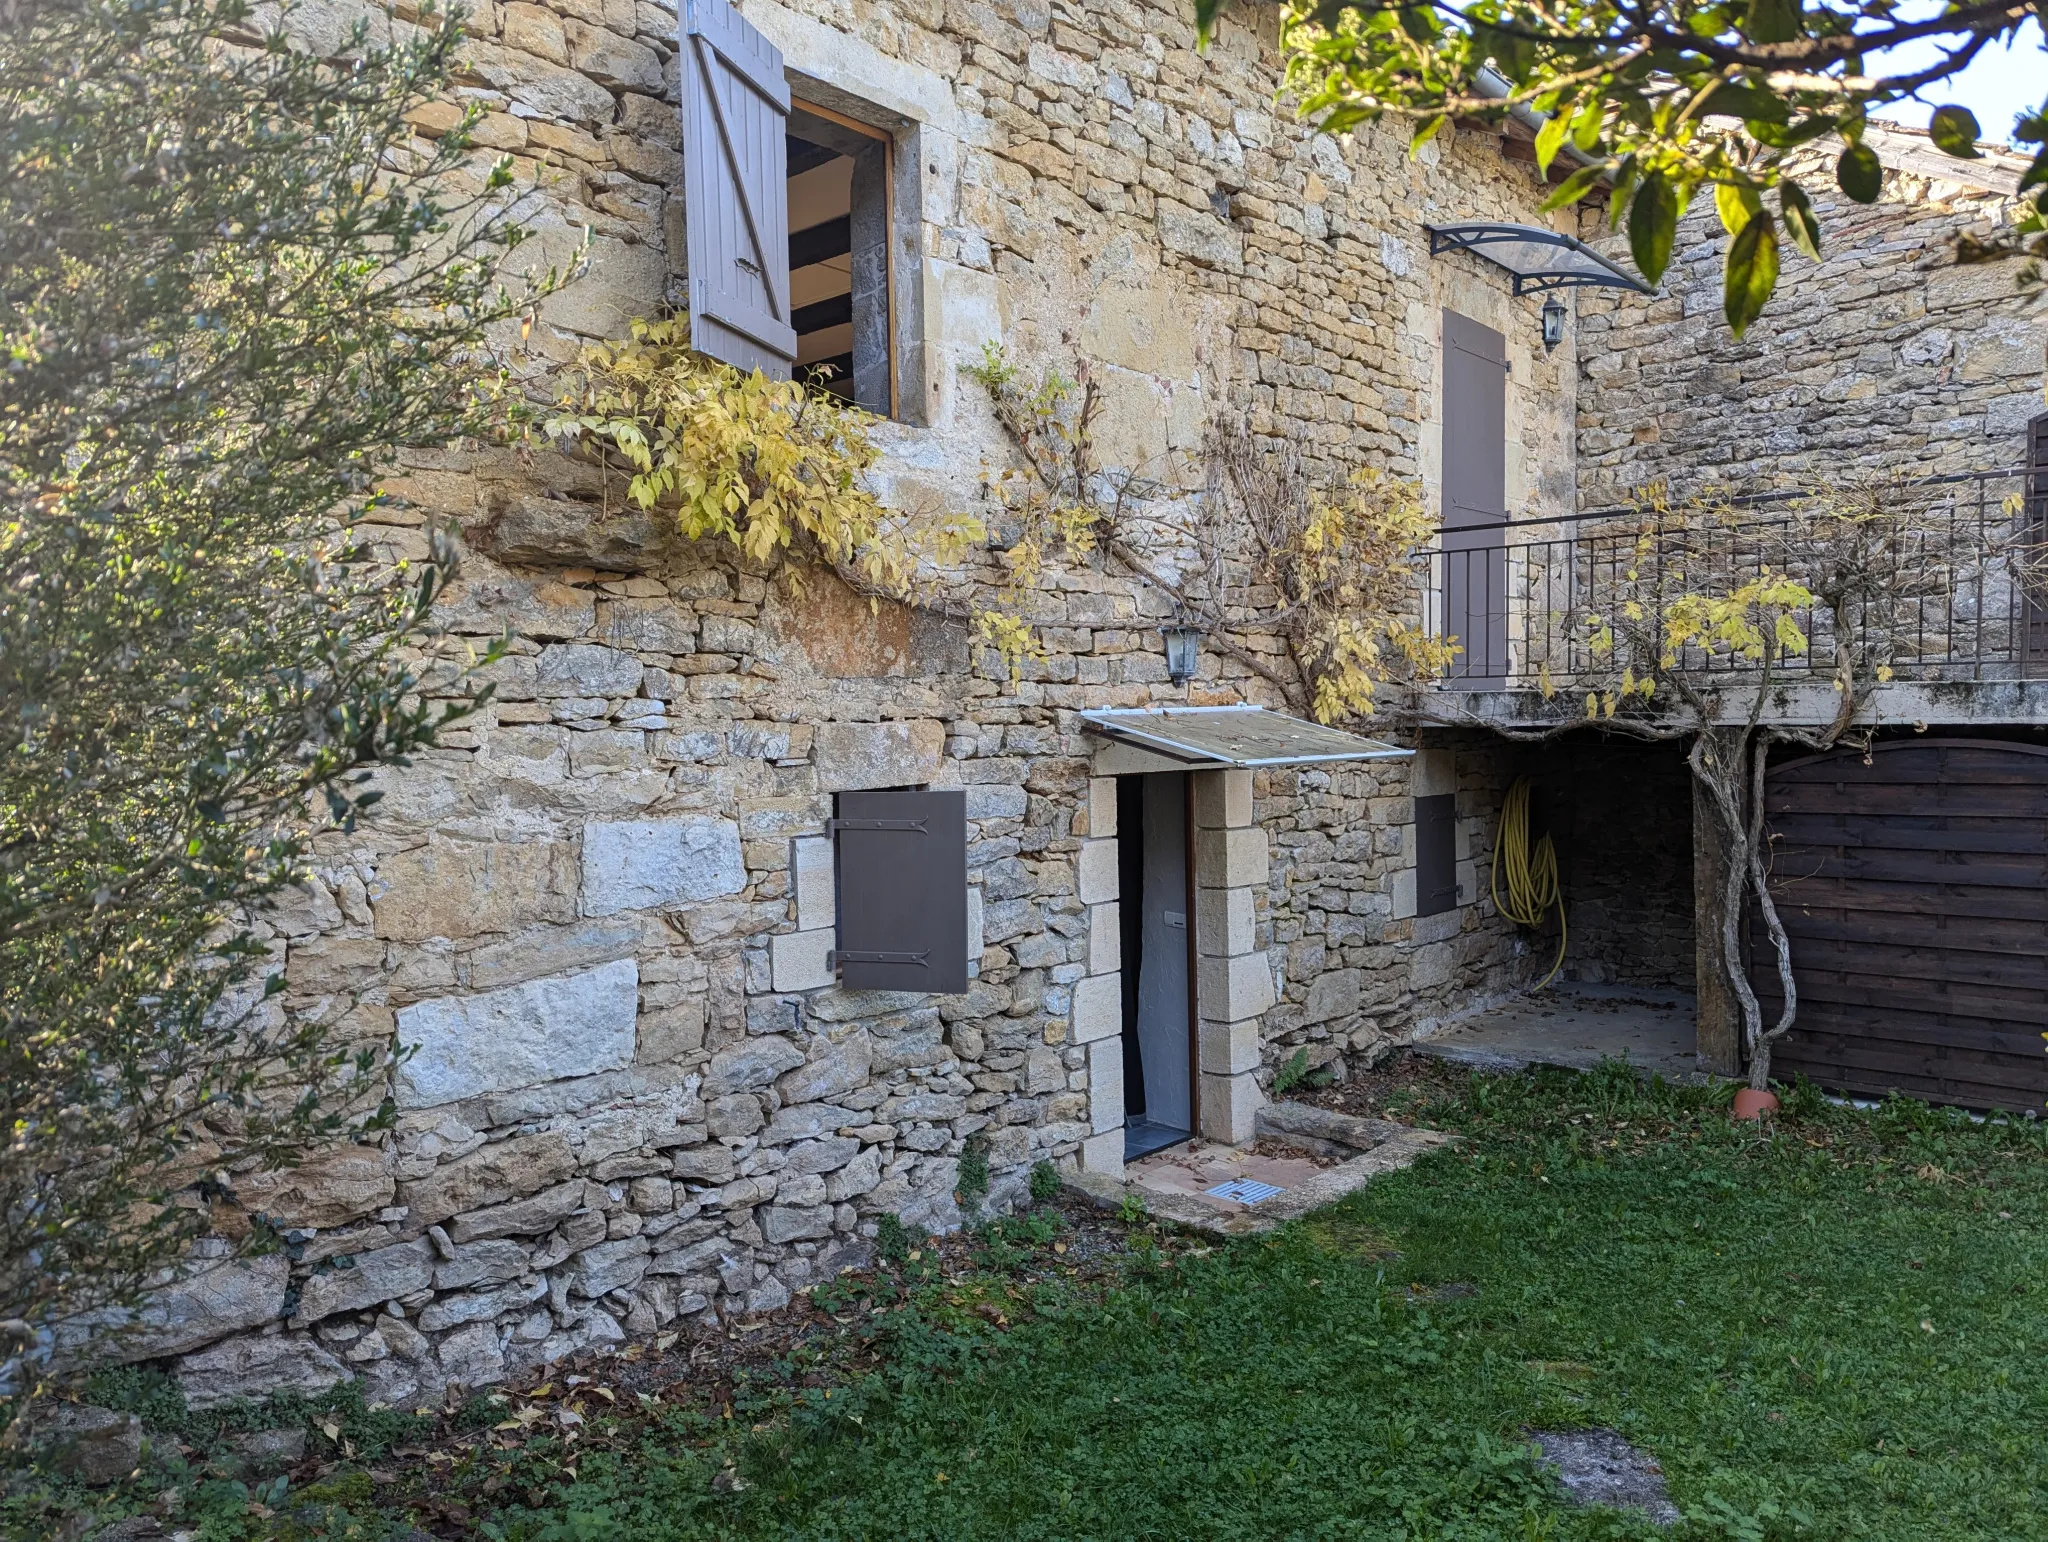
top-left (121, 0), bottom-right (1604, 1410)
top-left (112, 1), bottom-right (2044, 1409)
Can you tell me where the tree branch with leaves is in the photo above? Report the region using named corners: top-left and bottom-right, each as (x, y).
top-left (1198, 0), bottom-right (2047, 329)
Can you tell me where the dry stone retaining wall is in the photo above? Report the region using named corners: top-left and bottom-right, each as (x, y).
top-left (119, 0), bottom-right (1587, 1407)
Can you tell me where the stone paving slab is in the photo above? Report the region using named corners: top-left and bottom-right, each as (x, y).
top-left (1065, 1102), bottom-right (1455, 1237)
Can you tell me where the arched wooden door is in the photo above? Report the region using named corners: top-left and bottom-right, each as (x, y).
top-left (1752, 739), bottom-right (2048, 1111)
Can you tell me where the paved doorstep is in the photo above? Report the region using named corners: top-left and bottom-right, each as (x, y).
top-left (1065, 1101), bottom-right (1457, 1236)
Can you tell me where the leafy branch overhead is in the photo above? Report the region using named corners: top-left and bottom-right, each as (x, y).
top-left (1198, 0), bottom-right (2048, 332)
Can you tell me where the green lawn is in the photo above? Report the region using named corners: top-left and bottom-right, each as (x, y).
top-left (24, 1063), bottom-right (2048, 1542)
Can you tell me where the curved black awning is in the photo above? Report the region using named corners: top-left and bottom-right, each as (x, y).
top-left (1425, 223), bottom-right (1653, 297)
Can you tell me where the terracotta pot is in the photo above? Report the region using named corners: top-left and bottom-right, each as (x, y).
top-left (1731, 1087), bottom-right (1781, 1121)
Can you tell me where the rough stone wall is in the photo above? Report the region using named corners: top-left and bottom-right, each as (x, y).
top-left (1575, 132), bottom-right (2045, 500)
top-left (125, 0), bottom-right (1585, 1409)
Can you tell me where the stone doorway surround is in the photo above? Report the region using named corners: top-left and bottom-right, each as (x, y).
top-left (1073, 741), bottom-right (1274, 1178)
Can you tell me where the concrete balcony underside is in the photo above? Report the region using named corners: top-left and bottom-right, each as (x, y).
top-left (1421, 676), bottom-right (2048, 732)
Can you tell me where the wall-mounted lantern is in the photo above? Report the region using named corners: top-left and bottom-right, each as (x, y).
top-left (1541, 294), bottom-right (1568, 352)
top-left (1161, 623), bottom-right (1204, 684)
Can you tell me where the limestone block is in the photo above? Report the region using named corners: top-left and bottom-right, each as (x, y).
top-left (501, 2), bottom-right (566, 60)
top-left (1079, 1129), bottom-right (1124, 1178)
top-left (293, 1239), bottom-right (435, 1323)
top-left (1195, 885), bottom-right (1256, 956)
top-left (581, 818), bottom-right (745, 916)
top-left (1192, 768), bottom-right (1253, 829)
top-left (568, 1235), bottom-right (651, 1296)
top-left (671, 1145), bottom-right (737, 1184)
top-left (1024, 1044), bottom-right (1066, 1094)
top-left (1087, 776), bottom-right (1118, 838)
top-left (536, 643), bottom-right (643, 699)
top-left (231, 1146), bottom-right (395, 1230)
top-left (1070, 970), bottom-right (1122, 1043)
top-left (1197, 1016), bottom-right (1260, 1076)
top-left (811, 720), bottom-right (944, 791)
top-left (402, 1132), bottom-right (579, 1227)
top-left (448, 1179), bottom-right (586, 1243)
top-left (1076, 838), bottom-right (1119, 904)
top-left (1391, 867), bottom-right (1417, 921)
top-left (104, 1255), bottom-right (288, 1362)
top-left (436, 563), bottom-right (594, 641)
top-left (1985, 392), bottom-right (2040, 439)
top-left (776, 1030), bottom-right (873, 1104)
top-left (418, 1276), bottom-right (548, 1332)
top-left (1087, 902), bottom-right (1121, 974)
top-left (396, 960), bottom-right (639, 1108)
top-left (598, 598), bottom-right (697, 655)
top-left (1195, 826), bottom-right (1268, 888)
top-left (825, 1146), bottom-right (883, 1200)
top-left (564, 18), bottom-right (662, 90)
top-left (373, 839), bottom-right (577, 941)
top-left (1303, 968), bottom-right (1362, 1024)
top-left (1157, 202), bottom-right (1243, 273)
top-left (538, 236), bottom-right (665, 337)
top-left (437, 1322), bottom-right (507, 1389)
top-left (784, 1136), bottom-right (860, 1174)
top-left (433, 1240), bottom-right (530, 1292)
top-left (702, 1036), bottom-right (804, 1095)
top-left (478, 497), bottom-right (659, 573)
top-left (1410, 941), bottom-right (1454, 991)
top-left (284, 935), bottom-right (385, 994)
top-left (771, 928), bottom-right (835, 992)
top-left (1087, 1037), bottom-right (1124, 1135)
top-left (23, 1405), bottom-right (142, 1486)
top-left (467, 917), bottom-right (643, 993)
top-left (760, 1102), bottom-right (859, 1144)
top-left (927, 258), bottom-right (1003, 350)
top-left (761, 1204), bottom-right (834, 1244)
top-left (1197, 952), bottom-right (1276, 1024)
top-left (792, 836), bottom-right (834, 929)
top-left (1198, 1071), bottom-right (1261, 1146)
top-left (872, 1013), bottom-right (947, 1072)
top-left (179, 1335), bottom-right (346, 1411)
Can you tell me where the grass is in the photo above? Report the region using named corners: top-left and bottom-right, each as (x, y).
top-left (14, 1061), bottom-right (2047, 1541)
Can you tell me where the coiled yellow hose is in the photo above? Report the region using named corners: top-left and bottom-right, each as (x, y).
top-left (1492, 777), bottom-right (1567, 989)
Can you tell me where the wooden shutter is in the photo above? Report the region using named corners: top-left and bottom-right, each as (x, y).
top-left (1415, 793), bottom-right (1458, 917)
top-left (1442, 310), bottom-right (1509, 684)
top-left (831, 790), bottom-right (968, 993)
top-left (681, 0), bottom-right (796, 376)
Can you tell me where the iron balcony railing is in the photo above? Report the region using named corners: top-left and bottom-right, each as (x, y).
top-left (1427, 468), bottom-right (2045, 694)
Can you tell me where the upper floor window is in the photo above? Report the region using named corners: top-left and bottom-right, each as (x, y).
top-left (679, 0), bottom-right (899, 418)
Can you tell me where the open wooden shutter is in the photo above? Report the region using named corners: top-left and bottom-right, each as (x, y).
top-left (682, 0), bottom-right (796, 376)
top-left (1415, 793), bottom-right (1459, 917)
top-left (1442, 310), bottom-right (1509, 685)
top-left (831, 790), bottom-right (968, 994)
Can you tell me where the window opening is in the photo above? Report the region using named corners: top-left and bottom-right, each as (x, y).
top-left (786, 99), bottom-right (894, 416)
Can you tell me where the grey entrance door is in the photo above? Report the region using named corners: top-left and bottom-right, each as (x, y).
top-left (1443, 310), bottom-right (1508, 686)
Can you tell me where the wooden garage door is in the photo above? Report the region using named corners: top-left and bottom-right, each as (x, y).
top-left (1752, 739), bottom-right (2048, 1112)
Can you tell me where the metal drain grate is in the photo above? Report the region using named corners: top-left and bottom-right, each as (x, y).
top-left (1205, 1178), bottom-right (1285, 1205)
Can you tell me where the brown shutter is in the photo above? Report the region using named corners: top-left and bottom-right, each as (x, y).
top-left (681, 0), bottom-right (796, 376)
top-left (830, 790), bottom-right (968, 994)
top-left (1442, 310), bottom-right (1509, 685)
top-left (1415, 793), bottom-right (1459, 917)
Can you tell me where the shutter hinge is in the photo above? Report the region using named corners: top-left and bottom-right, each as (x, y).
top-left (826, 817), bottom-right (928, 834)
top-left (827, 950), bottom-right (929, 968)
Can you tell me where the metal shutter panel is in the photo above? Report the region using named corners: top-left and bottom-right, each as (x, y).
top-left (682, 0), bottom-right (797, 376)
top-left (1442, 310), bottom-right (1508, 685)
top-left (1415, 793), bottom-right (1458, 917)
top-left (832, 790), bottom-right (968, 993)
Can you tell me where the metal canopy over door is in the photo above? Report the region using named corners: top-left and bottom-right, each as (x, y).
top-left (682, 0), bottom-right (798, 376)
top-left (1751, 739), bottom-right (2048, 1111)
top-left (1442, 310), bottom-right (1509, 686)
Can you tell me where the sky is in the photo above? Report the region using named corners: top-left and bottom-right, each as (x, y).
top-left (1866, 14), bottom-right (2044, 146)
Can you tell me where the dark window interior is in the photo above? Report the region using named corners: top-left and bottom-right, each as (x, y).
top-left (785, 104), bottom-right (891, 414)
top-left (1416, 792), bottom-right (1459, 917)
